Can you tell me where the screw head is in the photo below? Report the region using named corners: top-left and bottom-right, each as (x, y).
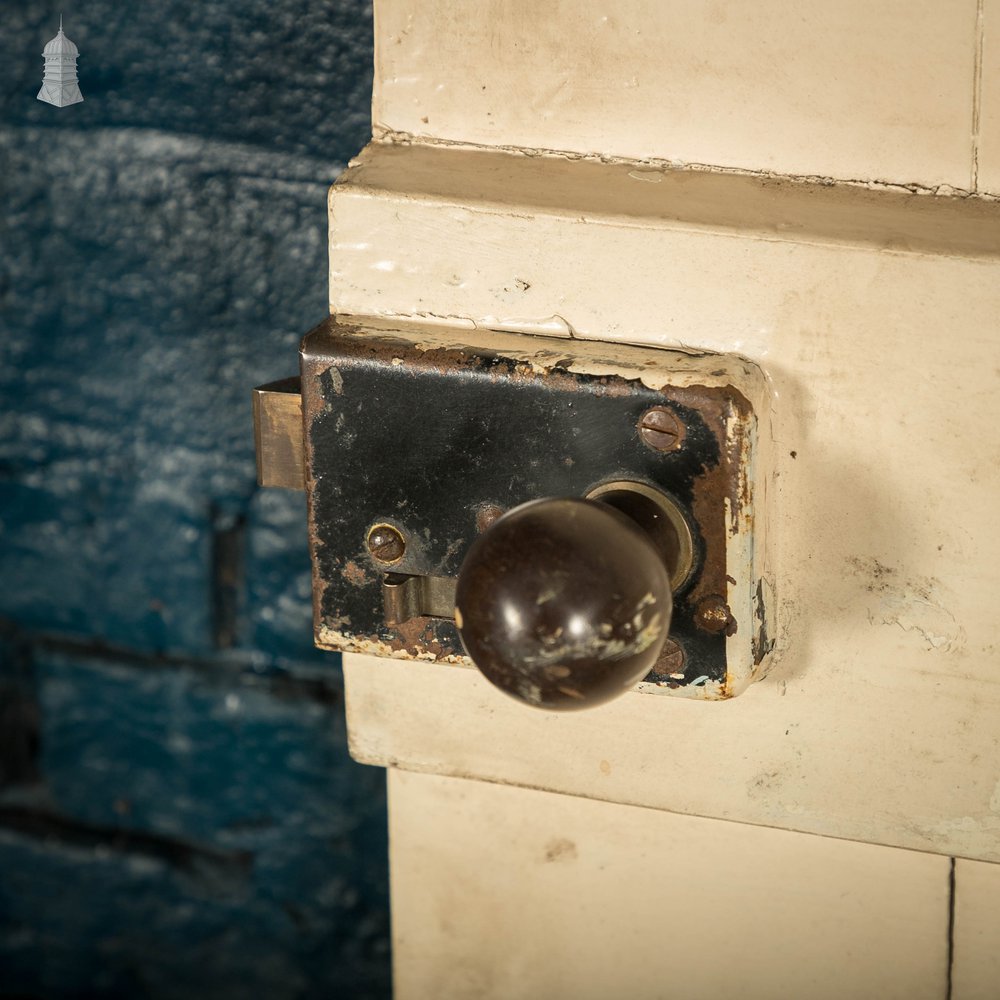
top-left (638, 406), bottom-right (684, 452)
top-left (475, 504), bottom-right (506, 533)
top-left (694, 595), bottom-right (735, 635)
top-left (366, 523), bottom-right (406, 564)
top-left (657, 638), bottom-right (686, 675)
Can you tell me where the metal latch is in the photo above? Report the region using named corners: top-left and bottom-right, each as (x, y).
top-left (252, 377), bottom-right (304, 490)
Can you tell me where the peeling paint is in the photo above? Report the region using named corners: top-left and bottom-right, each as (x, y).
top-left (880, 597), bottom-right (966, 653)
top-left (478, 314), bottom-right (577, 338)
top-left (850, 557), bottom-right (966, 653)
top-left (368, 127), bottom-right (1000, 205)
top-left (316, 626), bottom-right (470, 665)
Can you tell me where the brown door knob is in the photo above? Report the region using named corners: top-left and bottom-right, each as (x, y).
top-left (454, 497), bottom-right (673, 710)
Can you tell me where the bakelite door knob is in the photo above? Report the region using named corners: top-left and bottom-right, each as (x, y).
top-left (454, 497), bottom-right (673, 710)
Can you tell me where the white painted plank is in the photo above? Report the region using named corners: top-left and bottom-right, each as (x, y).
top-left (953, 858), bottom-right (1000, 1000)
top-left (390, 769), bottom-right (951, 1000)
top-left (374, 0), bottom-right (978, 190)
top-left (335, 145), bottom-right (1000, 862)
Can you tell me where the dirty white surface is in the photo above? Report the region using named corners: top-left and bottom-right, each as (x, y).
top-left (338, 3), bottom-right (1000, 994)
top-left (979, 0), bottom-right (1000, 193)
top-left (373, 0), bottom-right (989, 193)
top-left (337, 139), bottom-right (1000, 863)
top-left (953, 858), bottom-right (1000, 999)
top-left (347, 646), bottom-right (1000, 864)
top-left (389, 769), bottom-right (949, 1000)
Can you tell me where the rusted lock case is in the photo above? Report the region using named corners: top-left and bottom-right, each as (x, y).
top-left (300, 315), bottom-right (773, 699)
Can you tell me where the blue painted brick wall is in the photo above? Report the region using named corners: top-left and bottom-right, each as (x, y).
top-left (0, 3), bottom-right (388, 996)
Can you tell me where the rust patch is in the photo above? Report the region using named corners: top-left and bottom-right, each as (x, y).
top-left (301, 334), bottom-right (333, 657)
top-left (694, 595), bottom-right (738, 636)
top-left (667, 384), bottom-right (750, 628)
top-left (389, 617), bottom-right (444, 657)
top-left (342, 561), bottom-right (368, 588)
top-left (304, 320), bottom-right (641, 400)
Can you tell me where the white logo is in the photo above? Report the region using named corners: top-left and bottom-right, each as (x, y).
top-left (37, 16), bottom-right (84, 108)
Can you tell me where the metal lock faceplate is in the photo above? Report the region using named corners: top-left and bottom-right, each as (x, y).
top-left (300, 316), bottom-right (772, 699)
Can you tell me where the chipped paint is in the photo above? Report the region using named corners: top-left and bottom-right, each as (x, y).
top-left (850, 556), bottom-right (967, 654)
top-left (635, 673), bottom-right (727, 701)
top-left (316, 625), bottom-right (470, 665)
top-left (478, 314), bottom-right (577, 338)
top-left (880, 595), bottom-right (966, 653)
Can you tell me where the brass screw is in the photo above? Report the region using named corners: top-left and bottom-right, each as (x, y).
top-left (638, 406), bottom-right (684, 452)
top-left (367, 524), bottom-right (406, 564)
top-left (657, 639), bottom-right (686, 675)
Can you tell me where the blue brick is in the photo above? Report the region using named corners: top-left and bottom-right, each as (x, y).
top-left (0, 647), bottom-right (389, 998)
top-left (0, 127), bottom-right (337, 656)
top-left (1, 2), bottom-right (373, 164)
top-left (0, 0), bottom-right (386, 993)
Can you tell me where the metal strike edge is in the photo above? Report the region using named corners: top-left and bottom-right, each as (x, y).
top-left (252, 377), bottom-right (305, 490)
